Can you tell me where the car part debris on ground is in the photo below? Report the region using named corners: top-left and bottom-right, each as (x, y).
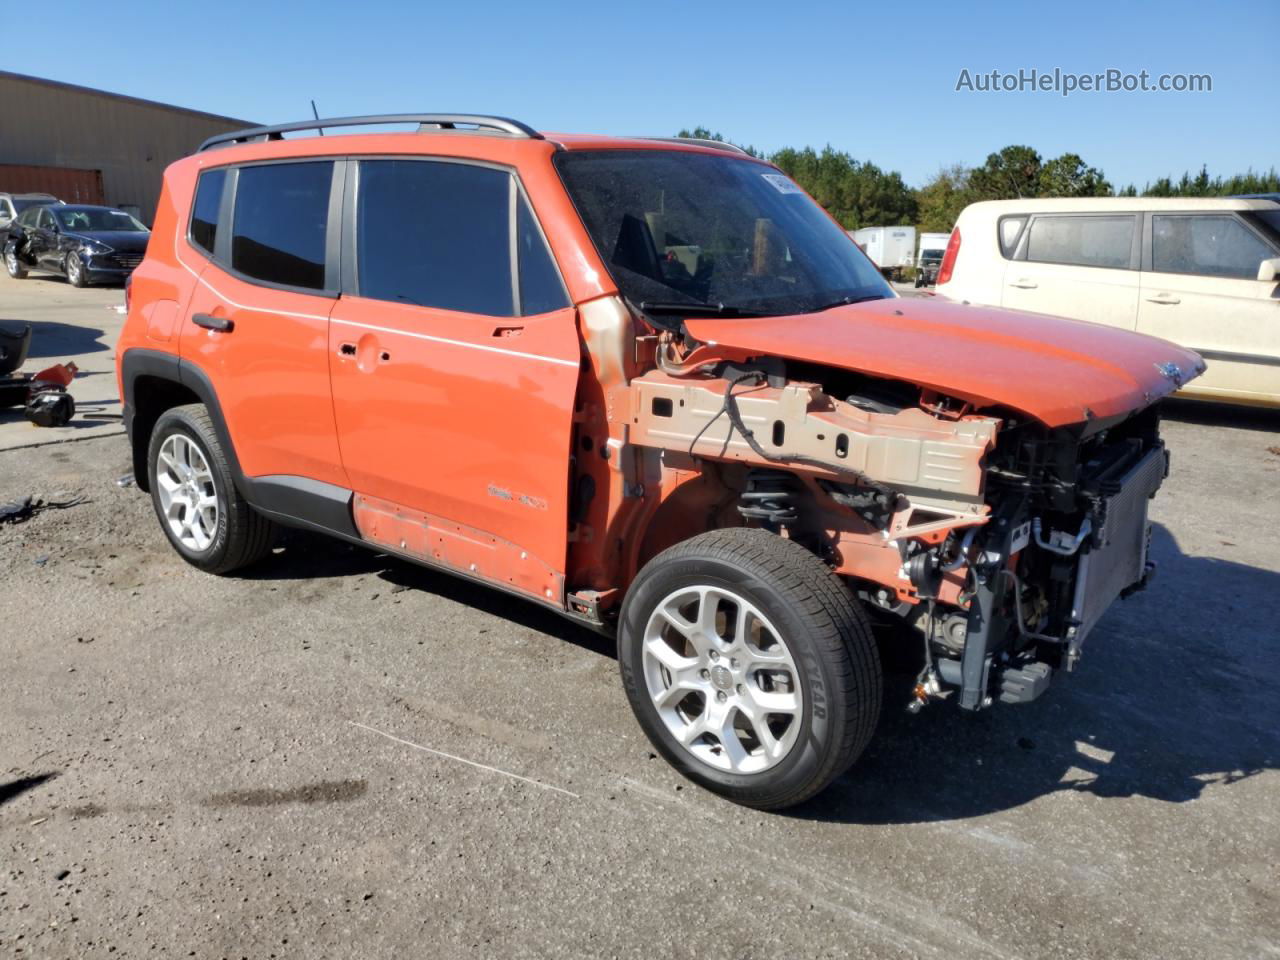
top-left (0, 493), bottom-right (88, 525)
top-left (0, 321), bottom-right (82, 427)
top-left (26, 390), bottom-right (76, 427)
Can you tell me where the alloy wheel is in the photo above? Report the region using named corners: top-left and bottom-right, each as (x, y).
top-left (155, 433), bottom-right (218, 551)
top-left (642, 585), bottom-right (803, 774)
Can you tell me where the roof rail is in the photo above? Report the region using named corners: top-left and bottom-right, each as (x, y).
top-left (197, 114), bottom-right (542, 152)
top-left (640, 137), bottom-right (750, 156)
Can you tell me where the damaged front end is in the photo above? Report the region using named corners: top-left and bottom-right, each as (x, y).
top-left (617, 320), bottom-right (1186, 714)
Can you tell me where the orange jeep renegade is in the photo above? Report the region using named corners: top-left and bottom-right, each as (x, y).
top-left (117, 114), bottom-right (1203, 809)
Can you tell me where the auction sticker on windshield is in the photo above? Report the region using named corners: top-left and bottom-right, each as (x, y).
top-left (761, 173), bottom-right (804, 194)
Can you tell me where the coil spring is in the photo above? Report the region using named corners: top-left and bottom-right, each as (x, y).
top-left (738, 469), bottom-right (801, 528)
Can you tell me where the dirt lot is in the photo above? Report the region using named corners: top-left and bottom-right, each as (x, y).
top-left (1, 280), bottom-right (1278, 959)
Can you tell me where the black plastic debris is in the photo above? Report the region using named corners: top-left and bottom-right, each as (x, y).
top-left (0, 495), bottom-right (88, 525)
top-left (26, 390), bottom-right (75, 427)
top-left (0, 495), bottom-right (34, 523)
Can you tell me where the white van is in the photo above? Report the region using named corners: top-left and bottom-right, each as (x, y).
top-left (936, 198), bottom-right (1280, 407)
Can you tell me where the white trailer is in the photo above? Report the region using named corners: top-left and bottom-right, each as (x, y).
top-left (850, 226), bottom-right (916, 281)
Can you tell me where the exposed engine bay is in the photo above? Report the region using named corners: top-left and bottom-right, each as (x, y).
top-left (621, 335), bottom-right (1168, 713)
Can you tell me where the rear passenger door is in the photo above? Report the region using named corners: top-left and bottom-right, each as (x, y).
top-left (179, 159), bottom-right (347, 488)
top-left (1002, 213), bottom-right (1140, 329)
top-left (328, 158), bottom-right (580, 593)
top-left (1138, 211), bottom-right (1280, 403)
top-left (32, 208), bottom-right (59, 267)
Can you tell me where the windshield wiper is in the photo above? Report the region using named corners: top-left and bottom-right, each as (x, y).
top-left (638, 300), bottom-right (771, 318)
top-left (804, 293), bottom-right (890, 314)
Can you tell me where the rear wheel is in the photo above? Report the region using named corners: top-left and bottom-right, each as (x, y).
top-left (146, 404), bottom-right (276, 573)
top-left (618, 528), bottom-right (882, 810)
top-left (65, 253), bottom-right (87, 288)
top-left (5, 245), bottom-right (27, 279)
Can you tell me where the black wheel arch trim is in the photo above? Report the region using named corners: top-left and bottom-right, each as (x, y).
top-left (120, 347), bottom-right (357, 539)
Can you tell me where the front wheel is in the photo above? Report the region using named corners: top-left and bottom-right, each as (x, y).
top-left (65, 253), bottom-right (87, 288)
top-left (5, 245), bottom-right (27, 279)
top-left (618, 528), bottom-right (882, 810)
top-left (146, 404), bottom-right (276, 574)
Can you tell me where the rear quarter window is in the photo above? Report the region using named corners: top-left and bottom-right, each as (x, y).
top-left (190, 168), bottom-right (226, 255)
top-left (1025, 215), bottom-right (1135, 269)
top-left (998, 216), bottom-right (1026, 258)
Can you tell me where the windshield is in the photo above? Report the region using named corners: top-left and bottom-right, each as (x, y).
top-left (13, 196), bottom-right (55, 212)
top-left (919, 248), bottom-right (944, 263)
top-left (54, 207), bottom-right (148, 233)
top-left (554, 150), bottom-right (892, 314)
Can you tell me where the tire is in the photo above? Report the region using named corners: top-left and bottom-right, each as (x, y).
top-left (914, 275), bottom-right (924, 288)
top-left (65, 253), bottom-right (87, 288)
top-left (618, 528), bottom-right (882, 810)
top-left (5, 245), bottom-right (27, 279)
top-left (146, 404), bottom-right (276, 574)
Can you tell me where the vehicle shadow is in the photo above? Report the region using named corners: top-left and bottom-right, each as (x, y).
top-left (243, 530), bottom-right (615, 661)
top-left (791, 522), bottom-right (1280, 824)
top-left (1160, 397), bottom-right (1280, 432)
top-left (23, 320), bottom-right (110, 359)
top-left (0, 772), bottom-right (58, 806)
top-left (240, 522), bottom-right (1278, 825)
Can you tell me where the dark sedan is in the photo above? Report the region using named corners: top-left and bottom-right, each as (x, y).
top-left (4, 204), bottom-right (150, 287)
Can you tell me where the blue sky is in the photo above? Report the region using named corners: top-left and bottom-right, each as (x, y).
top-left (10, 0), bottom-right (1275, 189)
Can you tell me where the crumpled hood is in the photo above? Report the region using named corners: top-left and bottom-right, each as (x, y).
top-left (684, 297), bottom-right (1205, 428)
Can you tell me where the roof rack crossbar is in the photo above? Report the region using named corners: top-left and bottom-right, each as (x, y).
top-left (197, 114), bottom-right (542, 152)
top-left (638, 137), bottom-right (749, 156)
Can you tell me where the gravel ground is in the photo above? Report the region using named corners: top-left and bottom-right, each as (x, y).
top-left (1, 404), bottom-right (1278, 959)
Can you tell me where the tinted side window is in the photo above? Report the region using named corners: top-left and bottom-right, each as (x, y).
top-left (357, 160), bottom-right (513, 316)
top-left (517, 192), bottom-right (569, 315)
top-left (37, 209), bottom-right (55, 230)
top-left (231, 162), bottom-right (332, 290)
top-left (190, 168), bottom-right (226, 255)
top-left (1151, 215), bottom-right (1274, 280)
top-left (1025, 215), bottom-right (1134, 269)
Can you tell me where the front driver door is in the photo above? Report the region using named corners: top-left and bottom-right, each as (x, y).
top-left (329, 158), bottom-right (580, 598)
top-left (1138, 211), bottom-right (1280, 404)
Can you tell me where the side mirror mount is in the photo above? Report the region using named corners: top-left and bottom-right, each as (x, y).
top-left (1259, 257), bottom-right (1280, 283)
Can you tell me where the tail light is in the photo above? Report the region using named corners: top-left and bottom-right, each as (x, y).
top-left (936, 228), bottom-right (961, 286)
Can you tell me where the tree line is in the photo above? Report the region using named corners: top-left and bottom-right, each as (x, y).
top-left (677, 127), bottom-right (1278, 233)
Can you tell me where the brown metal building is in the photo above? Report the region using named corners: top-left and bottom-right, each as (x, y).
top-left (0, 71), bottom-right (254, 225)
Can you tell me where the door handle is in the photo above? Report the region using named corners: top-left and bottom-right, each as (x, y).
top-left (1145, 295), bottom-right (1181, 305)
top-left (192, 313), bottom-right (233, 332)
top-left (338, 342), bottom-right (357, 356)
top-left (1008, 280), bottom-right (1038, 290)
